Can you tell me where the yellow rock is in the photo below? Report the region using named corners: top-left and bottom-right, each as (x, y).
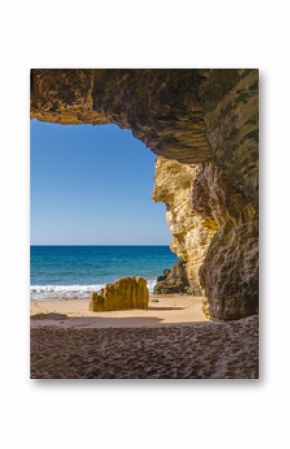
top-left (152, 157), bottom-right (216, 295)
top-left (89, 277), bottom-right (149, 312)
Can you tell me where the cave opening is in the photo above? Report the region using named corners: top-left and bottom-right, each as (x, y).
top-left (30, 119), bottom-right (178, 299)
top-left (30, 68), bottom-right (259, 320)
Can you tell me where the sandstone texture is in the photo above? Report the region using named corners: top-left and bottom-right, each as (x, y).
top-left (198, 69), bottom-right (259, 206)
top-left (31, 69), bottom-right (259, 320)
top-left (31, 69), bottom-right (210, 163)
top-left (152, 157), bottom-right (216, 296)
top-left (153, 156), bottom-right (258, 319)
top-left (153, 261), bottom-right (190, 294)
top-left (192, 162), bottom-right (258, 319)
top-left (89, 277), bottom-right (149, 312)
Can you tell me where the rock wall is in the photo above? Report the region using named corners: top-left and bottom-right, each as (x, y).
top-left (152, 157), bottom-right (216, 296)
top-left (192, 162), bottom-right (258, 319)
top-left (153, 156), bottom-right (258, 319)
top-left (31, 69), bottom-right (259, 320)
top-left (198, 69), bottom-right (259, 206)
top-left (89, 277), bottom-right (149, 312)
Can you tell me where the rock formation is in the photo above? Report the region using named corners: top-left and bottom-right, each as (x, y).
top-left (192, 162), bottom-right (258, 319)
top-left (31, 69), bottom-right (259, 320)
top-left (152, 157), bottom-right (216, 296)
top-left (89, 277), bottom-right (149, 312)
top-left (153, 260), bottom-right (191, 294)
top-left (152, 156), bottom-right (258, 319)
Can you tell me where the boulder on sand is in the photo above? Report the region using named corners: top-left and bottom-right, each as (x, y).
top-left (89, 276), bottom-right (149, 312)
top-left (153, 260), bottom-right (191, 294)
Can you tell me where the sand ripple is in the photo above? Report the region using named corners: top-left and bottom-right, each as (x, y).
top-left (30, 315), bottom-right (258, 379)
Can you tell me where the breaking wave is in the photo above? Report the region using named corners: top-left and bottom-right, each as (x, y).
top-left (31, 280), bottom-right (157, 300)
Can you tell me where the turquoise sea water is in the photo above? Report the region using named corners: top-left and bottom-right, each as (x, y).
top-left (30, 245), bottom-right (177, 299)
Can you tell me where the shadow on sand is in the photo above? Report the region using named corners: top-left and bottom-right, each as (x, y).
top-left (31, 313), bottom-right (209, 328)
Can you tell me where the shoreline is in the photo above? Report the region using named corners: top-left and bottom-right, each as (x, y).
top-left (30, 279), bottom-right (158, 301)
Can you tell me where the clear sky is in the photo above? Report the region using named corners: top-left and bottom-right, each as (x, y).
top-left (30, 120), bottom-right (171, 245)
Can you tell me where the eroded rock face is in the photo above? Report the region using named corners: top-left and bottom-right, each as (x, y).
top-left (152, 157), bottom-right (217, 296)
top-left (31, 69), bottom-right (211, 163)
top-left (193, 162), bottom-right (258, 319)
top-left (31, 69), bottom-right (258, 204)
top-left (198, 69), bottom-right (259, 206)
top-left (153, 157), bottom-right (258, 319)
top-left (31, 69), bottom-right (259, 320)
top-left (89, 277), bottom-right (149, 312)
top-left (153, 261), bottom-right (191, 295)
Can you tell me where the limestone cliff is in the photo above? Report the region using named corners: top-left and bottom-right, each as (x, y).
top-left (31, 69), bottom-right (259, 321)
top-left (198, 69), bottom-right (259, 206)
top-left (193, 162), bottom-right (258, 319)
top-left (153, 156), bottom-right (258, 319)
top-left (152, 157), bottom-right (216, 297)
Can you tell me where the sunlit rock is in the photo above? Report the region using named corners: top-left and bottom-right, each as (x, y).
top-left (152, 157), bottom-right (216, 296)
top-left (89, 276), bottom-right (149, 312)
top-left (31, 69), bottom-right (259, 321)
top-left (153, 260), bottom-right (191, 294)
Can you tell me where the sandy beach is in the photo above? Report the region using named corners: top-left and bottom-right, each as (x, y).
top-left (31, 294), bottom-right (207, 328)
top-left (30, 295), bottom-right (259, 379)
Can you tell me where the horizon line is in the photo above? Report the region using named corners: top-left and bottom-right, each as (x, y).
top-left (30, 244), bottom-right (171, 247)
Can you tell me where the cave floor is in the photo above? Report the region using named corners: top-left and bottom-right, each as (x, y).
top-left (30, 296), bottom-right (258, 379)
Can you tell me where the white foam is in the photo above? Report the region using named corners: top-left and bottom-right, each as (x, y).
top-left (31, 280), bottom-right (157, 300)
top-left (147, 279), bottom-right (157, 293)
top-left (30, 284), bottom-right (105, 300)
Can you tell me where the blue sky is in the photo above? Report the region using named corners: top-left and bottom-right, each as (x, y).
top-left (30, 120), bottom-right (171, 245)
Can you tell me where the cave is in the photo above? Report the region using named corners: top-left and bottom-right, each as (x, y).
top-left (30, 69), bottom-right (259, 320)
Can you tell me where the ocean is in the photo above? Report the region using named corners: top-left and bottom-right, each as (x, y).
top-left (30, 245), bottom-right (177, 300)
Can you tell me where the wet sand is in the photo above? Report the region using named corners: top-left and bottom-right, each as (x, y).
top-left (30, 295), bottom-right (259, 379)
